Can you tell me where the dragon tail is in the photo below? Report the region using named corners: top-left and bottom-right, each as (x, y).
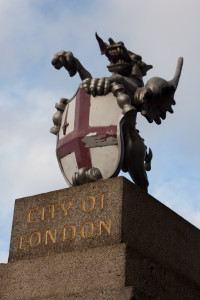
top-left (168, 57), bottom-right (183, 90)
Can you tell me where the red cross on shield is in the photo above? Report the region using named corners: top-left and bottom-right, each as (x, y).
top-left (56, 87), bottom-right (124, 186)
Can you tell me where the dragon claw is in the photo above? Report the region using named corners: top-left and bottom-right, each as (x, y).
top-left (82, 77), bottom-right (111, 96)
top-left (72, 167), bottom-right (103, 185)
top-left (52, 51), bottom-right (77, 76)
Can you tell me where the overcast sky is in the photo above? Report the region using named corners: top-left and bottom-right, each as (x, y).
top-left (0, 0), bottom-right (200, 263)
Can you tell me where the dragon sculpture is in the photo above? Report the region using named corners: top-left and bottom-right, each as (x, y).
top-left (52, 33), bottom-right (183, 191)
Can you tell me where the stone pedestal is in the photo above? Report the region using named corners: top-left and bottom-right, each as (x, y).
top-left (1, 177), bottom-right (200, 299)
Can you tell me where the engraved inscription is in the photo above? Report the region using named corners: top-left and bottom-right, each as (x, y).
top-left (45, 229), bottom-right (57, 245)
top-left (82, 196), bottom-right (95, 212)
top-left (29, 231), bottom-right (41, 247)
top-left (61, 200), bottom-right (72, 216)
top-left (41, 205), bottom-right (45, 221)
top-left (48, 203), bottom-right (58, 219)
top-left (26, 199), bottom-right (73, 223)
top-left (18, 234), bottom-right (26, 250)
top-left (101, 192), bottom-right (109, 209)
top-left (81, 221), bottom-right (94, 238)
top-left (99, 218), bottom-right (111, 235)
top-left (18, 192), bottom-right (112, 251)
top-left (63, 225), bottom-right (76, 242)
top-left (27, 207), bottom-right (37, 223)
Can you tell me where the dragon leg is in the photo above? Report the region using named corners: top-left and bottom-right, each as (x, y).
top-left (122, 112), bottom-right (149, 191)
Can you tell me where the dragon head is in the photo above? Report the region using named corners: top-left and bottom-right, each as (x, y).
top-left (95, 33), bottom-right (152, 77)
top-left (96, 32), bottom-right (133, 76)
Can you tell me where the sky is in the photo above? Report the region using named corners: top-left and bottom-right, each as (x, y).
top-left (0, 0), bottom-right (200, 263)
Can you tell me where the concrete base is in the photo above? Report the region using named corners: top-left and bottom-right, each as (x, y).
top-left (1, 244), bottom-right (199, 299)
top-left (1, 177), bottom-right (200, 299)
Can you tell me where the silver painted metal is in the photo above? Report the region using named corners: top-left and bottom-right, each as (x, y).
top-left (72, 167), bottom-right (103, 186)
top-left (111, 82), bottom-right (135, 115)
top-left (53, 87), bottom-right (124, 187)
top-left (51, 33), bottom-right (183, 191)
top-left (50, 98), bottom-right (68, 135)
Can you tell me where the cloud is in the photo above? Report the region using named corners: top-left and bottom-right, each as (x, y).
top-left (0, 236), bottom-right (10, 264)
top-left (152, 178), bottom-right (200, 229)
top-left (0, 251), bottom-right (8, 264)
top-left (0, 86), bottom-right (66, 197)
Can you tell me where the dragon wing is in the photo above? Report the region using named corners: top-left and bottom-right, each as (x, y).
top-left (137, 57), bottom-right (183, 124)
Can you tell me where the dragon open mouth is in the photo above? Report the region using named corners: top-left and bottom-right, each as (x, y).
top-left (95, 32), bottom-right (132, 67)
top-left (106, 46), bottom-right (131, 66)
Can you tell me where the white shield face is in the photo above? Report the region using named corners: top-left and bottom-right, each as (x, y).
top-left (56, 87), bottom-right (124, 186)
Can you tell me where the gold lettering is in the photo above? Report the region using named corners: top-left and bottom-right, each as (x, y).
top-left (41, 205), bottom-right (45, 221)
top-left (45, 229), bottom-right (57, 245)
top-left (18, 234), bottom-right (26, 250)
top-left (101, 192), bottom-right (109, 209)
top-left (82, 196), bottom-right (95, 212)
top-left (29, 231), bottom-right (41, 247)
top-left (27, 207), bottom-right (38, 223)
top-left (99, 219), bottom-right (111, 235)
top-left (81, 221), bottom-right (94, 238)
top-left (48, 203), bottom-right (58, 219)
top-left (62, 225), bottom-right (76, 241)
top-left (61, 200), bottom-right (72, 216)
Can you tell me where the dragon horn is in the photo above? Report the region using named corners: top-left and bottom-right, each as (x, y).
top-left (95, 32), bottom-right (108, 55)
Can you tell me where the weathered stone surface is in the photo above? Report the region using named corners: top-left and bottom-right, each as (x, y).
top-left (1, 244), bottom-right (126, 300)
top-left (9, 177), bottom-right (124, 262)
top-left (122, 180), bottom-right (200, 287)
top-left (32, 287), bottom-right (151, 300)
top-left (1, 244), bottom-right (200, 300)
top-left (9, 177), bottom-right (200, 289)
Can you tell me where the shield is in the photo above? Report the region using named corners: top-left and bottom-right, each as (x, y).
top-left (56, 87), bottom-right (124, 186)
